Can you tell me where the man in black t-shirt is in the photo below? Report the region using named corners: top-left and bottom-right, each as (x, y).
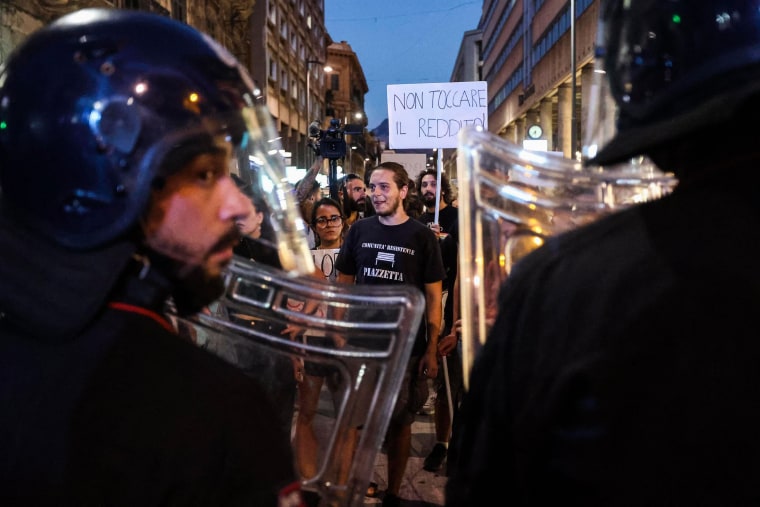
top-left (336, 162), bottom-right (445, 507)
top-left (415, 169), bottom-right (462, 474)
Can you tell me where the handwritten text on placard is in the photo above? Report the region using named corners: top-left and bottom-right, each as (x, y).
top-left (312, 248), bottom-right (340, 282)
top-left (387, 81), bottom-right (488, 149)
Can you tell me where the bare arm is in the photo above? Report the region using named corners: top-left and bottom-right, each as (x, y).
top-left (337, 272), bottom-right (356, 285)
top-left (295, 156), bottom-right (324, 203)
top-left (438, 272), bottom-right (460, 356)
top-left (420, 279), bottom-right (442, 378)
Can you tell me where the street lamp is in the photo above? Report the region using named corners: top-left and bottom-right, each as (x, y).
top-left (344, 111), bottom-right (364, 125)
top-left (344, 110), bottom-right (365, 175)
top-left (306, 60), bottom-right (332, 125)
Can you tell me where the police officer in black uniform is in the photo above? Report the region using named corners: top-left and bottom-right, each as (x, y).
top-left (448, 1), bottom-right (760, 505)
top-left (0, 9), bottom-right (306, 506)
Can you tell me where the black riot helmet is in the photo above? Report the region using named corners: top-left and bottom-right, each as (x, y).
top-left (585, 0), bottom-right (760, 165)
top-left (0, 8), bottom-right (309, 270)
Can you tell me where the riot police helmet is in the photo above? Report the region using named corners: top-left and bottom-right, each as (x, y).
top-left (0, 8), bottom-right (303, 260)
top-left (585, 0), bottom-right (760, 165)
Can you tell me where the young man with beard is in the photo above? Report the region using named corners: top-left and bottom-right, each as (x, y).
top-left (341, 172), bottom-right (373, 227)
top-left (0, 9), bottom-right (306, 506)
top-left (335, 162), bottom-right (445, 507)
top-left (415, 169), bottom-right (462, 474)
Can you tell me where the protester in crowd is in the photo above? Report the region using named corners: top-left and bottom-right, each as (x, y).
top-left (447, 1), bottom-right (760, 505)
top-left (295, 177), bottom-right (323, 249)
top-left (293, 197), bottom-right (351, 483)
top-left (0, 9), bottom-right (305, 506)
top-left (404, 178), bottom-right (425, 220)
top-left (415, 169), bottom-right (462, 474)
top-left (226, 175), bottom-right (301, 433)
top-left (335, 162), bottom-right (445, 507)
top-left (340, 173), bottom-right (371, 228)
top-left (416, 170), bottom-right (458, 336)
top-left (232, 174), bottom-right (281, 268)
top-left (308, 197), bottom-right (345, 253)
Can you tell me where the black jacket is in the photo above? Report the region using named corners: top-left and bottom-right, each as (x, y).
top-left (0, 217), bottom-right (301, 506)
top-left (447, 178), bottom-right (760, 506)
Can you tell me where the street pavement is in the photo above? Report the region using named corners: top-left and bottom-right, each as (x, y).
top-left (298, 378), bottom-right (448, 506)
top-left (364, 412), bottom-right (448, 507)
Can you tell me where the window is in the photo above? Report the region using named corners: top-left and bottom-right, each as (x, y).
top-left (268, 0), bottom-right (277, 25)
top-left (330, 73), bottom-right (340, 91)
top-left (269, 57), bottom-right (278, 81)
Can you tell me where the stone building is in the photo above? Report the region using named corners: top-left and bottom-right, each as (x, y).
top-left (249, 0), bottom-right (333, 171)
top-left (325, 39), bottom-right (380, 178)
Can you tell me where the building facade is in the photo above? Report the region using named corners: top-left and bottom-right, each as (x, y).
top-left (479, 0), bottom-right (599, 159)
top-left (0, 0), bottom-right (352, 173)
top-left (0, 0), bottom-right (253, 69)
top-left (446, 27), bottom-right (485, 182)
top-left (324, 40), bottom-right (380, 178)
top-left (2, 0), bottom-right (604, 177)
top-left (249, 0), bottom-right (333, 171)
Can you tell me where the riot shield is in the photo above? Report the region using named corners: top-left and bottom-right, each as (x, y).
top-left (456, 127), bottom-right (677, 388)
top-left (168, 257), bottom-right (424, 507)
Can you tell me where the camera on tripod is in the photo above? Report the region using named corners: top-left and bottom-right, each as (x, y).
top-left (308, 118), bottom-right (364, 160)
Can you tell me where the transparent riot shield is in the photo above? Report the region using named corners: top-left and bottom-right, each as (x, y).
top-left (457, 127), bottom-right (677, 388)
top-left (168, 257), bottom-right (424, 507)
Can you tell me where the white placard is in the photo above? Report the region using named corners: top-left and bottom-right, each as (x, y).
top-left (312, 248), bottom-right (340, 282)
top-left (387, 81), bottom-right (488, 149)
top-left (380, 152), bottom-right (427, 182)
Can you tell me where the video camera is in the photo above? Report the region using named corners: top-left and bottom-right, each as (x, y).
top-left (308, 118), bottom-right (363, 160)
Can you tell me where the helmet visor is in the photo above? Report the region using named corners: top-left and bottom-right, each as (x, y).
top-left (153, 105), bottom-right (314, 275)
top-left (232, 106), bottom-right (314, 275)
top-left (457, 126), bottom-right (676, 386)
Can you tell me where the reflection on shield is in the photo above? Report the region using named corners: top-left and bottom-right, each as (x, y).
top-left (457, 127), bottom-right (677, 388)
top-left (169, 258), bottom-right (424, 507)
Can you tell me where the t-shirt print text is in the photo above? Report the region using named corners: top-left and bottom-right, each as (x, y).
top-left (359, 243), bottom-right (418, 282)
top-left (361, 242), bottom-right (416, 256)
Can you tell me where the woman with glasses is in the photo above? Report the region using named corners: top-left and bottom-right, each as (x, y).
top-left (311, 198), bottom-right (345, 250)
top-left (293, 197), bottom-right (354, 485)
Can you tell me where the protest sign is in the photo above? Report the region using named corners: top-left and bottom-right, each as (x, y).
top-left (387, 81), bottom-right (488, 149)
top-left (313, 248), bottom-right (340, 282)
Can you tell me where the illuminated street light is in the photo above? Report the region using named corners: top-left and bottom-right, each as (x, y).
top-left (345, 111), bottom-right (364, 124)
top-left (343, 111), bottom-right (365, 174)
